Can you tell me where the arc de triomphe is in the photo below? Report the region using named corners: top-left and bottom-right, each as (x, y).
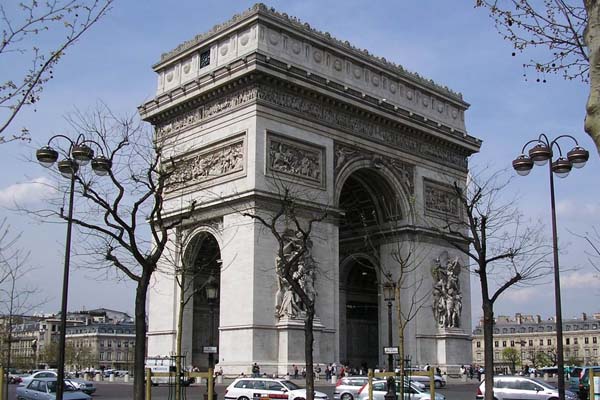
top-left (140, 4), bottom-right (480, 375)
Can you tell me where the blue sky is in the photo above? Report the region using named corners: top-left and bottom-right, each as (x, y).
top-left (0, 1), bottom-right (598, 327)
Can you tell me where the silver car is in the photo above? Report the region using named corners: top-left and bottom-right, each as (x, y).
top-left (476, 376), bottom-right (578, 400)
top-left (16, 378), bottom-right (91, 400)
top-left (357, 379), bottom-right (445, 400)
top-left (334, 376), bottom-right (370, 400)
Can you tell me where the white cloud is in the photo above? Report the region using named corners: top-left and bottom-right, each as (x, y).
top-left (503, 287), bottom-right (547, 303)
top-left (0, 177), bottom-right (56, 207)
top-left (561, 272), bottom-right (600, 289)
top-left (556, 199), bottom-right (600, 219)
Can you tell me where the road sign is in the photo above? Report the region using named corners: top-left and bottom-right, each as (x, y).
top-left (383, 346), bottom-right (399, 354)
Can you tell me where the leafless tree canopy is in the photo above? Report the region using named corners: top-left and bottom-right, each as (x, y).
top-left (0, 0), bottom-right (113, 143)
top-left (476, 0), bottom-right (588, 81)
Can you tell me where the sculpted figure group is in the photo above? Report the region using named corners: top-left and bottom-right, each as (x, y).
top-left (432, 252), bottom-right (462, 329)
top-left (274, 230), bottom-right (317, 320)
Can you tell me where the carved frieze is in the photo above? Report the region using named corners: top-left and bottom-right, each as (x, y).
top-left (423, 178), bottom-right (459, 218)
top-left (266, 133), bottom-right (324, 187)
top-left (257, 85), bottom-right (468, 170)
top-left (156, 87), bottom-right (258, 137)
top-left (167, 136), bottom-right (245, 191)
top-left (334, 143), bottom-right (414, 194)
top-left (155, 83), bottom-right (468, 171)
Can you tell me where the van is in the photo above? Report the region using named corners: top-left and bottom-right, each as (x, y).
top-left (145, 357), bottom-right (193, 386)
top-left (568, 366), bottom-right (600, 398)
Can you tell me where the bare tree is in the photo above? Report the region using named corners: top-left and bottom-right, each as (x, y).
top-left (435, 170), bottom-right (549, 400)
top-left (356, 210), bottom-right (430, 399)
top-left (30, 105), bottom-right (194, 400)
top-left (475, 1), bottom-right (600, 153)
top-left (0, 0), bottom-right (113, 143)
top-left (240, 182), bottom-right (327, 400)
top-left (0, 218), bottom-right (46, 399)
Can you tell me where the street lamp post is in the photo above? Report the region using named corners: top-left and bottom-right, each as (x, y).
top-left (205, 278), bottom-right (219, 370)
top-left (36, 135), bottom-right (111, 400)
top-left (383, 281), bottom-right (396, 400)
top-left (512, 134), bottom-right (589, 400)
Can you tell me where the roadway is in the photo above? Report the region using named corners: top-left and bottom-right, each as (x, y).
top-left (7, 380), bottom-right (481, 400)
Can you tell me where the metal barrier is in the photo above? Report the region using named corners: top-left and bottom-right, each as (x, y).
top-left (145, 368), bottom-right (214, 400)
top-left (365, 368), bottom-right (436, 400)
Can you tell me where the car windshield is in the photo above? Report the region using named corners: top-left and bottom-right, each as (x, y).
top-left (532, 378), bottom-right (556, 389)
top-left (281, 380), bottom-right (301, 390)
top-left (47, 381), bottom-right (76, 393)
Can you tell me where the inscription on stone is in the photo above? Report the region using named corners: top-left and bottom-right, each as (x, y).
top-left (424, 179), bottom-right (459, 217)
top-left (267, 134), bottom-right (323, 187)
top-left (167, 138), bottom-right (245, 190)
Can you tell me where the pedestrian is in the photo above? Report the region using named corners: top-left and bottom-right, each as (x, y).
top-left (436, 367), bottom-right (441, 376)
top-left (325, 364), bottom-right (332, 381)
top-left (425, 363), bottom-right (430, 371)
top-left (252, 362), bottom-right (260, 378)
top-left (293, 364), bottom-right (299, 379)
top-left (302, 367), bottom-right (306, 378)
top-left (469, 366), bottom-right (474, 380)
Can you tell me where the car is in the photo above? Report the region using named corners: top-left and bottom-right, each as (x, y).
top-left (225, 377), bottom-right (329, 400)
top-left (476, 376), bottom-right (578, 400)
top-left (356, 379), bottom-right (445, 400)
top-left (568, 366), bottom-right (600, 398)
top-left (404, 373), bottom-right (445, 389)
top-left (20, 370), bottom-right (58, 387)
top-left (334, 376), bottom-right (370, 400)
top-left (16, 378), bottom-right (92, 400)
top-left (65, 378), bottom-right (97, 395)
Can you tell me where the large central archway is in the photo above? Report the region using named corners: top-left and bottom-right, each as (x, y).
top-left (338, 167), bottom-right (403, 370)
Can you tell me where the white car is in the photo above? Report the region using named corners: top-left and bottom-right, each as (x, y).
top-left (357, 379), bottom-right (445, 400)
top-left (225, 377), bottom-right (329, 400)
top-left (20, 370), bottom-right (58, 387)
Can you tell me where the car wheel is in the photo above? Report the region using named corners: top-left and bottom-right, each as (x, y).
top-left (341, 393), bottom-right (353, 400)
top-left (548, 398), bottom-right (559, 400)
top-left (239, 397), bottom-right (250, 400)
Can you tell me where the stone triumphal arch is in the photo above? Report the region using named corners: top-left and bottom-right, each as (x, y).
top-left (140, 4), bottom-right (480, 375)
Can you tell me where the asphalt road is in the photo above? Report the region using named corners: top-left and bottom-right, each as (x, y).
top-left (7, 380), bottom-right (480, 400)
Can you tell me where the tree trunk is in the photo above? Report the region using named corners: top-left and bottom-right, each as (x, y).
top-left (175, 272), bottom-right (186, 400)
top-left (584, 0), bottom-right (600, 153)
top-left (482, 300), bottom-right (495, 400)
top-left (133, 272), bottom-right (152, 400)
top-left (396, 285), bottom-right (405, 400)
top-left (304, 306), bottom-right (315, 400)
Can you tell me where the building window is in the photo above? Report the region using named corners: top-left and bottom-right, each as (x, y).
top-left (511, 340), bottom-right (515, 347)
top-left (540, 339), bottom-right (544, 346)
top-left (594, 337), bottom-right (597, 344)
top-left (594, 349), bottom-right (598, 356)
top-left (586, 349), bottom-right (590, 357)
top-left (502, 341), bottom-right (507, 347)
top-left (99, 340), bottom-right (104, 348)
top-left (495, 352), bottom-right (500, 359)
top-left (529, 340), bottom-right (533, 346)
top-left (477, 341), bottom-right (481, 348)
top-left (124, 341), bottom-right (129, 348)
top-left (117, 352), bottom-right (123, 361)
top-left (575, 350), bottom-right (579, 357)
top-left (117, 341), bottom-right (122, 348)
top-left (547, 339), bottom-right (552, 345)
top-left (99, 352), bottom-right (104, 361)
top-left (574, 338), bottom-right (579, 345)
top-left (107, 352), bottom-right (112, 361)
top-left (585, 337), bottom-right (590, 344)
top-left (566, 338), bottom-right (570, 345)
top-left (108, 340), bottom-right (112, 348)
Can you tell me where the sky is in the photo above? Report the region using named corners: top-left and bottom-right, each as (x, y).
top-left (0, 1), bottom-right (598, 328)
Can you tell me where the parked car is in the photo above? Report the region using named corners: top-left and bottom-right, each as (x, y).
top-left (9, 373), bottom-right (23, 384)
top-left (20, 370), bottom-right (58, 387)
top-left (16, 378), bottom-right (91, 400)
top-left (225, 377), bottom-right (329, 400)
top-left (65, 378), bottom-right (97, 395)
top-left (568, 366), bottom-right (600, 399)
top-left (476, 376), bottom-right (578, 400)
top-left (405, 373), bottom-right (445, 389)
top-left (334, 376), bottom-right (370, 400)
top-left (356, 379), bottom-right (445, 400)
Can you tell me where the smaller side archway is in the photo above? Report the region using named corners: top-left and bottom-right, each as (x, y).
top-left (181, 230), bottom-right (222, 370)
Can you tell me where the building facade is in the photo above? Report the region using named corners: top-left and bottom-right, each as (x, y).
top-left (141, 4), bottom-right (481, 375)
top-left (472, 313), bottom-right (600, 373)
top-left (1, 308), bottom-right (135, 372)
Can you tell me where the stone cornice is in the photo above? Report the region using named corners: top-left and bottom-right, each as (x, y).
top-left (144, 76), bottom-right (477, 172)
top-left (156, 3), bottom-right (465, 103)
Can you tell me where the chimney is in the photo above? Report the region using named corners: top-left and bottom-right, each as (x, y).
top-left (582, 313), bottom-right (587, 321)
top-left (536, 315), bottom-right (541, 324)
top-left (516, 313), bottom-right (522, 324)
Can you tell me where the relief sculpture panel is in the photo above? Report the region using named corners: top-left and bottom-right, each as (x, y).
top-left (167, 137), bottom-right (245, 191)
top-left (267, 133), bottom-right (324, 188)
top-left (424, 178), bottom-right (459, 218)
